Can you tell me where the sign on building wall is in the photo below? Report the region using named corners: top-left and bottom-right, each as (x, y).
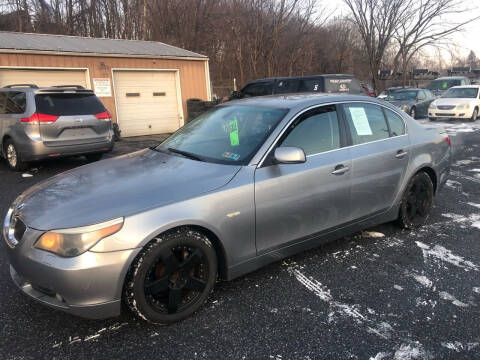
top-left (93, 78), bottom-right (112, 97)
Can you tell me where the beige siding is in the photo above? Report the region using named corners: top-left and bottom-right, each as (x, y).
top-left (0, 68), bottom-right (88, 88)
top-left (0, 53), bottom-right (209, 132)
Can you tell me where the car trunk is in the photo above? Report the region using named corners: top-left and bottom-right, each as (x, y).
top-left (34, 92), bottom-right (111, 147)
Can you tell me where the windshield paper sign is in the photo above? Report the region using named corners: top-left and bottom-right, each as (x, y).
top-left (229, 117), bottom-right (240, 146)
top-left (349, 107), bottom-right (373, 135)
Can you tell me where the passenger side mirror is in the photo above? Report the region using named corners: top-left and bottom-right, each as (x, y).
top-left (274, 147), bottom-right (306, 164)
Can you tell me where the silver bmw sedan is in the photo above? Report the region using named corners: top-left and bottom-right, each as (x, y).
top-left (3, 94), bottom-right (451, 324)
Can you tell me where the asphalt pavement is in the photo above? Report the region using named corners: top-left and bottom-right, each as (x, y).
top-left (1, 121), bottom-right (480, 360)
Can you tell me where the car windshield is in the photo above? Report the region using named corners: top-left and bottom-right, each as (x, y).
top-left (158, 105), bottom-right (288, 165)
top-left (387, 91), bottom-right (418, 101)
top-left (428, 79), bottom-right (461, 91)
top-left (442, 87), bottom-right (478, 99)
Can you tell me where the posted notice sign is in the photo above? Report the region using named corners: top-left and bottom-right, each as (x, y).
top-left (93, 78), bottom-right (112, 97)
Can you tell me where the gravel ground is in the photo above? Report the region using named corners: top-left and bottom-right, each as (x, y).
top-left (1, 121), bottom-right (480, 360)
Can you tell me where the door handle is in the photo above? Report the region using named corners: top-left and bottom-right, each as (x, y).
top-left (331, 165), bottom-right (350, 175)
top-left (395, 150), bottom-right (408, 159)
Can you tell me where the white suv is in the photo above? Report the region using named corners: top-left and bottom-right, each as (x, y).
top-left (428, 85), bottom-right (480, 122)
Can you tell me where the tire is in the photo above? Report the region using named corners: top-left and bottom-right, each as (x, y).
top-left (398, 172), bottom-right (434, 229)
top-left (410, 107), bottom-right (416, 119)
top-left (124, 228), bottom-right (217, 324)
top-left (85, 153), bottom-right (103, 162)
top-left (4, 139), bottom-right (28, 171)
top-left (471, 107), bottom-right (478, 122)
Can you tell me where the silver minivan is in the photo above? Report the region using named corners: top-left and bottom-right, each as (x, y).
top-left (0, 84), bottom-right (114, 171)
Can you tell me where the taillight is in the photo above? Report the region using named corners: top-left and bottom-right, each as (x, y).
top-left (94, 111), bottom-right (112, 120)
top-left (445, 136), bottom-right (451, 147)
top-left (21, 113), bottom-right (59, 124)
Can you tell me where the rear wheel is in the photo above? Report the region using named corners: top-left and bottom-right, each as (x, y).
top-left (398, 172), bottom-right (434, 229)
top-left (4, 140), bottom-right (28, 171)
top-left (85, 153), bottom-right (103, 162)
top-left (124, 229), bottom-right (217, 324)
top-left (471, 107), bottom-right (478, 122)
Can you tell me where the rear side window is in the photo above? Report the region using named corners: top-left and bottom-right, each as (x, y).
top-left (384, 108), bottom-right (405, 137)
top-left (280, 105), bottom-right (340, 155)
top-left (325, 78), bottom-right (364, 94)
top-left (297, 79), bottom-right (323, 92)
top-left (5, 91), bottom-right (26, 114)
top-left (274, 79), bottom-right (299, 94)
top-left (35, 94), bottom-right (106, 116)
top-left (342, 103), bottom-right (389, 145)
top-left (242, 83), bottom-right (273, 97)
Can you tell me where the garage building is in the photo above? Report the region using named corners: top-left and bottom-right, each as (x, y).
top-left (0, 32), bottom-right (211, 137)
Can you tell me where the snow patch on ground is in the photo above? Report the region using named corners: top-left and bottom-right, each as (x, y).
top-left (468, 168), bottom-right (480, 173)
top-left (467, 202), bottom-right (480, 209)
top-left (411, 274), bottom-right (433, 289)
top-left (394, 285), bottom-right (404, 291)
top-left (393, 342), bottom-right (430, 360)
top-left (441, 341), bottom-right (479, 352)
top-left (416, 241), bottom-right (479, 272)
top-left (52, 322), bottom-right (130, 348)
top-left (473, 287), bottom-right (480, 294)
top-left (362, 231), bottom-right (385, 238)
top-left (369, 352), bottom-right (390, 360)
top-left (438, 291), bottom-right (469, 307)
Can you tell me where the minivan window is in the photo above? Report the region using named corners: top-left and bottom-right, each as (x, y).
top-left (281, 105), bottom-right (340, 155)
top-left (242, 83), bottom-right (273, 97)
top-left (343, 103), bottom-right (390, 145)
top-left (325, 78), bottom-right (363, 94)
top-left (35, 94), bottom-right (106, 116)
top-left (383, 108), bottom-right (405, 137)
top-left (5, 92), bottom-right (26, 114)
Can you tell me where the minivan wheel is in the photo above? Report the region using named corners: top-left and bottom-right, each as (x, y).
top-left (85, 153), bottom-right (103, 162)
top-left (398, 172), bottom-right (434, 229)
top-left (4, 140), bottom-right (27, 171)
top-left (124, 229), bottom-right (217, 324)
top-left (471, 107), bottom-right (478, 122)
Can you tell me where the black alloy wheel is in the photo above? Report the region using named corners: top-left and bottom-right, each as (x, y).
top-left (124, 229), bottom-right (217, 324)
top-left (398, 172), bottom-right (434, 228)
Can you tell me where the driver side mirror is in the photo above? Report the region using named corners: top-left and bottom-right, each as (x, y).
top-left (274, 147), bottom-right (306, 164)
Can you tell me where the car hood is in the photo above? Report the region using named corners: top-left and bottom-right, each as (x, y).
top-left (433, 98), bottom-right (476, 106)
top-left (14, 149), bottom-right (241, 230)
top-left (388, 100), bottom-right (414, 107)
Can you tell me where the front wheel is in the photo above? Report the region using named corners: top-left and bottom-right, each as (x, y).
top-left (410, 107), bottom-right (416, 119)
top-left (471, 107), bottom-right (478, 122)
top-left (124, 229), bottom-right (217, 324)
top-left (398, 172), bottom-right (434, 229)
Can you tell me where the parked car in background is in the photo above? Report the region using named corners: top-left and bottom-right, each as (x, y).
top-left (384, 88), bottom-right (436, 119)
top-left (230, 74), bottom-right (366, 99)
top-left (427, 76), bottom-right (471, 97)
top-left (4, 93), bottom-right (451, 324)
top-left (428, 85), bottom-right (480, 122)
top-left (377, 86), bottom-right (413, 100)
top-left (0, 84), bottom-right (114, 171)
top-left (360, 82), bottom-right (376, 97)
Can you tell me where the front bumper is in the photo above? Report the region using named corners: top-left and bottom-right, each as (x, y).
top-left (4, 223), bottom-right (140, 319)
top-left (429, 108), bottom-right (474, 119)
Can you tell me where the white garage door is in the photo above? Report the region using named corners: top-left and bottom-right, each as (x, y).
top-left (0, 68), bottom-right (88, 88)
top-left (113, 70), bottom-right (182, 137)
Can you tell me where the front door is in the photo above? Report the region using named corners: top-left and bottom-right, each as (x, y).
top-left (340, 103), bottom-right (410, 221)
top-left (254, 105), bottom-right (352, 254)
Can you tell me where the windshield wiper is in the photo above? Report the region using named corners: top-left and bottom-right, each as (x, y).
top-left (167, 147), bottom-right (203, 161)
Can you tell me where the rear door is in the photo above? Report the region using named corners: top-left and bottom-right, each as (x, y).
top-left (341, 102), bottom-right (410, 221)
top-left (34, 91), bottom-right (111, 147)
top-left (254, 104), bottom-right (352, 253)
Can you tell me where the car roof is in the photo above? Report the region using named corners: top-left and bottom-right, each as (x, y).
top-left (225, 92), bottom-right (388, 111)
top-left (247, 74), bottom-right (356, 84)
top-left (434, 76), bottom-right (468, 80)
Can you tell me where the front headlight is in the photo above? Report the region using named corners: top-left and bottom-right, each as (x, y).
top-left (34, 217), bottom-right (123, 257)
top-left (400, 104), bottom-right (410, 111)
top-left (429, 103), bottom-right (437, 109)
top-left (3, 207), bottom-right (14, 243)
top-left (456, 104), bottom-right (470, 110)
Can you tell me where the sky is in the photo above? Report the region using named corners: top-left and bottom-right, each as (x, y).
top-left (323, 0), bottom-right (480, 63)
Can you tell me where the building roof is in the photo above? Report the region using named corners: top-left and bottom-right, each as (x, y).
top-left (0, 31), bottom-right (207, 59)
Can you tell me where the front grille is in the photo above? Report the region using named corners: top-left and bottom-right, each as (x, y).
top-left (13, 218), bottom-right (27, 242)
top-left (437, 105), bottom-right (455, 110)
top-left (436, 113), bottom-right (455, 117)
